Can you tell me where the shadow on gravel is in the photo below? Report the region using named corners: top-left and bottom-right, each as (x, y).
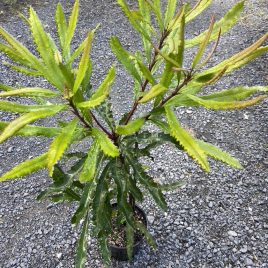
top-left (0, 0), bottom-right (45, 22)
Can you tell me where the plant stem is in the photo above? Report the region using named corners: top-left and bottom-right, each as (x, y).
top-left (69, 100), bottom-right (114, 140)
top-left (69, 100), bottom-right (91, 129)
top-left (124, 30), bottom-right (169, 125)
top-left (90, 111), bottom-right (114, 139)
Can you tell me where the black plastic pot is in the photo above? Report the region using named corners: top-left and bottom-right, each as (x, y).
top-left (109, 204), bottom-right (147, 261)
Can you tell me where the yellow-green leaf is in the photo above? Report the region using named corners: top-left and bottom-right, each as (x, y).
top-left (185, 0), bottom-right (212, 23)
top-left (0, 153), bottom-right (48, 182)
top-left (47, 119), bottom-right (78, 176)
top-left (139, 84), bottom-right (167, 103)
top-left (92, 128), bottom-right (119, 157)
top-left (64, 0), bottom-right (79, 58)
top-left (186, 1), bottom-right (244, 48)
top-left (164, 0), bottom-right (177, 28)
top-left (197, 140), bottom-right (242, 169)
top-left (0, 87), bottom-right (58, 97)
top-left (73, 31), bottom-right (94, 93)
top-left (55, 2), bottom-right (67, 52)
top-left (165, 107), bottom-right (209, 171)
top-left (77, 66), bottom-right (115, 108)
top-left (0, 106), bottom-right (65, 144)
top-left (0, 122), bottom-right (61, 137)
top-left (187, 94), bottom-right (266, 110)
top-left (0, 101), bottom-right (64, 113)
top-left (110, 37), bottom-right (141, 83)
top-left (192, 16), bottom-right (215, 68)
top-left (79, 142), bottom-right (99, 183)
top-left (116, 118), bottom-right (145, 136)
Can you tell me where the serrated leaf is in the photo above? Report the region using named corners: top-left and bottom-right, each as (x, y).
top-left (165, 107), bottom-right (209, 171)
top-left (77, 66), bottom-right (115, 108)
top-left (0, 122), bottom-right (61, 137)
top-left (75, 211), bottom-right (90, 268)
top-left (29, 7), bottom-right (65, 90)
top-left (48, 119), bottom-right (78, 176)
top-left (197, 140), bottom-right (242, 169)
top-left (0, 87), bottom-right (59, 97)
top-left (79, 143), bottom-right (99, 183)
top-left (92, 128), bottom-right (119, 157)
top-left (139, 84), bottom-right (167, 103)
top-left (135, 58), bottom-right (156, 85)
top-left (187, 94), bottom-right (266, 110)
top-left (125, 151), bottom-right (167, 210)
top-left (164, 0), bottom-right (177, 28)
top-left (0, 106), bottom-right (65, 144)
top-left (73, 31), bottom-right (94, 94)
top-left (146, 0), bottom-right (164, 31)
top-left (117, 0), bottom-right (150, 40)
top-left (0, 153), bottom-right (48, 182)
top-left (185, 0), bottom-right (212, 23)
top-left (126, 223), bottom-right (134, 260)
top-left (186, 1), bottom-right (244, 48)
top-left (116, 118), bottom-right (145, 136)
top-left (55, 3), bottom-right (67, 52)
top-left (138, 0), bottom-right (151, 62)
top-left (0, 27), bottom-right (41, 68)
top-left (110, 37), bottom-right (141, 83)
top-left (64, 0), bottom-right (79, 58)
top-left (192, 16), bottom-right (215, 68)
top-left (159, 180), bottom-right (186, 191)
top-left (135, 221), bottom-right (156, 248)
top-left (0, 101), bottom-right (64, 113)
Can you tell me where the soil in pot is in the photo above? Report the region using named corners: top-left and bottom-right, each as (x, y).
top-left (108, 204), bottom-right (147, 261)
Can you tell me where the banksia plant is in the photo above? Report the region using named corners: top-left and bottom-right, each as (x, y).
top-left (0, 0), bottom-right (267, 266)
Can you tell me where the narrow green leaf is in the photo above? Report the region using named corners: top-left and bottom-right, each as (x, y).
top-left (197, 140), bottom-right (242, 169)
top-left (138, 0), bottom-right (152, 62)
top-left (92, 128), bottom-right (119, 157)
top-left (77, 66), bottom-right (115, 108)
top-left (159, 180), bottom-right (185, 191)
top-left (0, 83), bottom-right (16, 91)
top-left (0, 122), bottom-right (61, 137)
top-left (200, 86), bottom-right (267, 101)
top-left (0, 27), bottom-right (41, 68)
top-left (0, 106), bottom-right (65, 144)
top-left (48, 119), bottom-right (78, 176)
top-left (187, 94), bottom-right (266, 110)
top-left (0, 101), bottom-right (64, 113)
top-left (66, 37), bottom-right (87, 65)
top-left (125, 151), bottom-right (168, 210)
top-left (191, 35), bottom-right (268, 89)
top-left (192, 16), bottom-right (215, 68)
top-left (135, 221), bottom-right (156, 248)
top-left (135, 58), bottom-right (156, 85)
top-left (185, 0), bottom-right (212, 23)
top-left (0, 153), bottom-right (48, 182)
top-left (79, 143), bottom-right (100, 183)
top-left (55, 3), bottom-right (67, 52)
top-left (64, 0), bottom-right (79, 58)
top-left (110, 37), bottom-right (141, 83)
top-left (0, 87), bottom-right (58, 97)
top-left (75, 211), bottom-right (90, 268)
top-left (73, 31), bottom-right (94, 93)
top-left (116, 118), bottom-right (145, 136)
top-left (117, 0), bottom-right (150, 40)
top-left (126, 223), bottom-right (134, 260)
top-left (164, 0), bottom-right (177, 28)
top-left (165, 107), bottom-right (209, 171)
top-left (186, 1), bottom-right (245, 48)
top-left (139, 84), bottom-right (167, 103)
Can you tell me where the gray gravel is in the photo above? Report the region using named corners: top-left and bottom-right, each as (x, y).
top-left (0, 0), bottom-right (268, 267)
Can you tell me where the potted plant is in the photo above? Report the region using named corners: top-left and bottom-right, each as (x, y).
top-left (0, 0), bottom-right (267, 266)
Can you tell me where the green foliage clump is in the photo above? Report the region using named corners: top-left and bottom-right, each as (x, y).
top-left (0, 0), bottom-right (267, 266)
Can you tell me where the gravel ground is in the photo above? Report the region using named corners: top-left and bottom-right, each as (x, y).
top-left (0, 0), bottom-right (267, 267)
